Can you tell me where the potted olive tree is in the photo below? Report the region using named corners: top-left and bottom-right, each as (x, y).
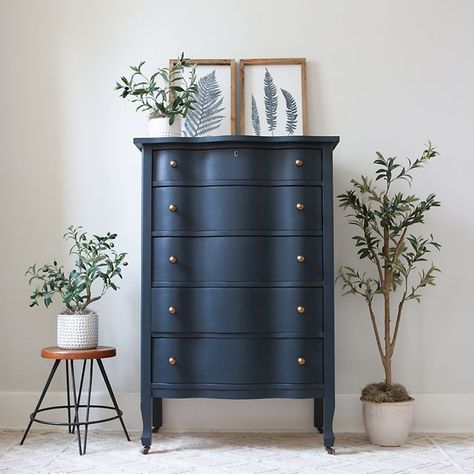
top-left (115, 52), bottom-right (197, 137)
top-left (26, 226), bottom-right (127, 350)
top-left (337, 143), bottom-right (441, 446)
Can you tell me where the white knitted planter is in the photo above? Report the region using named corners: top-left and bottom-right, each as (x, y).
top-left (57, 313), bottom-right (98, 350)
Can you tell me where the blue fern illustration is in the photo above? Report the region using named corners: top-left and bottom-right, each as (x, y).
top-left (251, 94), bottom-right (261, 136)
top-left (184, 70), bottom-right (225, 137)
top-left (263, 68), bottom-right (278, 135)
top-left (280, 88), bottom-right (298, 135)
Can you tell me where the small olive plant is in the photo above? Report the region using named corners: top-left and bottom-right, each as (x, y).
top-left (115, 52), bottom-right (197, 125)
top-left (26, 226), bottom-right (127, 314)
top-left (337, 143), bottom-right (441, 401)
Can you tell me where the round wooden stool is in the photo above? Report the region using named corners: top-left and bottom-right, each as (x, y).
top-left (20, 346), bottom-right (130, 455)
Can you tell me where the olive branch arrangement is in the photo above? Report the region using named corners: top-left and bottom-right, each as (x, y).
top-left (26, 226), bottom-right (127, 314)
top-left (115, 52), bottom-right (198, 125)
top-left (337, 143), bottom-right (441, 391)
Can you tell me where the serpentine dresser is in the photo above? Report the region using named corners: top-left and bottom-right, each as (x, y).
top-left (135, 136), bottom-right (339, 454)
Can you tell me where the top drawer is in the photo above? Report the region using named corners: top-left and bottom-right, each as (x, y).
top-left (152, 147), bottom-right (322, 183)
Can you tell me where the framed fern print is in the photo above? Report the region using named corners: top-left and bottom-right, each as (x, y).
top-left (169, 58), bottom-right (236, 136)
top-left (240, 58), bottom-right (307, 136)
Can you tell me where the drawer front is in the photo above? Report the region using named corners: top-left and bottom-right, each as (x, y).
top-left (152, 236), bottom-right (323, 283)
top-left (152, 147), bottom-right (322, 182)
top-left (152, 337), bottom-right (323, 384)
top-left (151, 287), bottom-right (323, 334)
top-left (153, 186), bottom-right (322, 232)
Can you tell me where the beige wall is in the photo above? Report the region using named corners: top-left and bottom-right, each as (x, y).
top-left (1, 0), bottom-right (473, 430)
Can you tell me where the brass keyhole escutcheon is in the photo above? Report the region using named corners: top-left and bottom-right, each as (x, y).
top-left (169, 256), bottom-right (177, 264)
top-left (234, 150), bottom-right (239, 158)
top-left (298, 357), bottom-right (306, 366)
top-left (297, 255), bottom-right (305, 263)
top-left (168, 357), bottom-right (177, 365)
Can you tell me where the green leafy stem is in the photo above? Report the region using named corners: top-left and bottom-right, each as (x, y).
top-left (337, 142), bottom-right (441, 386)
top-left (115, 52), bottom-right (198, 124)
top-left (26, 226), bottom-right (127, 313)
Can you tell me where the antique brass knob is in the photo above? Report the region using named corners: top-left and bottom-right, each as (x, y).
top-left (169, 204), bottom-right (177, 212)
top-left (295, 159), bottom-right (303, 167)
top-left (169, 160), bottom-right (178, 168)
top-left (168, 306), bottom-right (177, 315)
top-left (168, 357), bottom-right (177, 365)
top-left (298, 357), bottom-right (306, 366)
top-left (296, 202), bottom-right (305, 211)
top-left (169, 256), bottom-right (177, 264)
top-left (297, 255), bottom-right (305, 263)
top-left (297, 306), bottom-right (305, 314)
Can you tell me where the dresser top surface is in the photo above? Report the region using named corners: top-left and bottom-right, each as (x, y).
top-left (134, 135), bottom-right (340, 151)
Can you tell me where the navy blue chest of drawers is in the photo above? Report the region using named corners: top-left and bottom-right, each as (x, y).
top-left (135, 136), bottom-right (340, 454)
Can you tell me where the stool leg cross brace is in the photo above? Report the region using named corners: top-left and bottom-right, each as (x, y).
top-left (20, 358), bottom-right (130, 455)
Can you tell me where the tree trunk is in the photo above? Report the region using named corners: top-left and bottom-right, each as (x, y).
top-left (384, 355), bottom-right (392, 386)
top-left (384, 289), bottom-right (392, 387)
top-left (383, 226), bottom-right (392, 387)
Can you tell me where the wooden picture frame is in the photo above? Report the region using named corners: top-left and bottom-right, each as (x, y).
top-left (169, 58), bottom-right (236, 136)
top-left (239, 58), bottom-right (307, 136)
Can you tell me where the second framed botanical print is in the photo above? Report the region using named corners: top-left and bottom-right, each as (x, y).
top-left (240, 58), bottom-right (307, 136)
top-left (169, 58), bottom-right (236, 137)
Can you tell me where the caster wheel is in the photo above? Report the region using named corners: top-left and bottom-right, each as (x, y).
top-left (141, 446), bottom-right (150, 455)
top-left (317, 426), bottom-right (323, 434)
top-left (152, 426), bottom-right (159, 433)
top-left (325, 446), bottom-right (336, 455)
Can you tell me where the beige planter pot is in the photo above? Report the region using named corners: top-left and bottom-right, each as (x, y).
top-left (148, 117), bottom-right (181, 137)
top-left (57, 313), bottom-right (98, 350)
top-left (362, 399), bottom-right (414, 446)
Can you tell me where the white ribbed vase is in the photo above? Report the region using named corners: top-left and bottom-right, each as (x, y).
top-left (57, 313), bottom-right (98, 350)
top-left (148, 117), bottom-right (181, 137)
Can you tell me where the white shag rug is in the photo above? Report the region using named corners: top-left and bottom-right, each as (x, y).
top-left (1, 430), bottom-right (474, 473)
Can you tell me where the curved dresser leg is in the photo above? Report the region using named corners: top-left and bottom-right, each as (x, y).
top-left (323, 394), bottom-right (335, 454)
top-left (141, 396), bottom-right (152, 454)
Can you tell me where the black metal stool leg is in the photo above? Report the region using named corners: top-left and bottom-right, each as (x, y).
top-left (70, 360), bottom-right (83, 455)
top-left (83, 359), bottom-right (94, 454)
top-left (72, 360), bottom-right (87, 435)
top-left (20, 359), bottom-right (61, 445)
top-left (66, 361), bottom-right (72, 434)
top-left (96, 359), bottom-right (131, 441)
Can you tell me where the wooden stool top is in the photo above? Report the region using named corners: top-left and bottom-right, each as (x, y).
top-left (41, 346), bottom-right (116, 360)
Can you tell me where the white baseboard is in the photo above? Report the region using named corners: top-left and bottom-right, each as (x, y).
top-left (1, 391), bottom-right (473, 432)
